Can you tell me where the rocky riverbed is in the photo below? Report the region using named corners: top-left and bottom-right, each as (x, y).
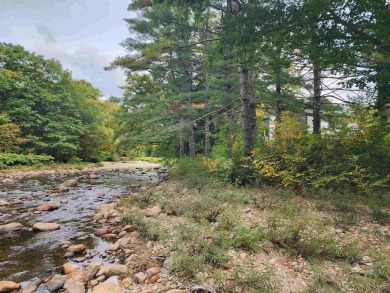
top-left (0, 161), bottom-right (179, 293)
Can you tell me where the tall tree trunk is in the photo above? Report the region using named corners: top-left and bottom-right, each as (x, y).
top-left (204, 6), bottom-right (211, 156)
top-left (225, 104), bottom-right (234, 155)
top-left (275, 46), bottom-right (282, 121)
top-left (240, 68), bottom-right (257, 156)
top-left (313, 64), bottom-right (322, 134)
top-left (188, 118), bottom-right (196, 159)
top-left (179, 116), bottom-right (185, 158)
top-left (204, 66), bottom-right (210, 156)
top-left (186, 98), bottom-right (196, 159)
top-left (375, 65), bottom-right (390, 118)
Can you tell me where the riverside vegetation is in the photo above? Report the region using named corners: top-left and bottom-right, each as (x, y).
top-left (1, 0), bottom-right (390, 292)
top-left (114, 161), bottom-right (390, 292)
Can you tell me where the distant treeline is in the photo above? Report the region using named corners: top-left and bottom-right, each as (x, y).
top-left (0, 42), bottom-right (119, 164)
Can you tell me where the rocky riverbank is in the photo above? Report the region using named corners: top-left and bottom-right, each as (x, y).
top-left (1, 162), bottom-right (389, 292)
top-left (0, 161), bottom-right (171, 293)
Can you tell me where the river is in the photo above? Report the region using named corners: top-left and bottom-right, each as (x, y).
top-left (0, 162), bottom-right (161, 291)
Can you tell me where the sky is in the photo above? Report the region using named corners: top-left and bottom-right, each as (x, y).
top-left (0, 0), bottom-right (134, 98)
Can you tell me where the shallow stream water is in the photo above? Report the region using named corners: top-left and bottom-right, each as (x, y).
top-left (0, 168), bottom-right (159, 291)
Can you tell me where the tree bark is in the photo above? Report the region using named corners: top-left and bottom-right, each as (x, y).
top-left (313, 64), bottom-right (322, 134)
top-left (375, 65), bottom-right (390, 118)
top-left (204, 67), bottom-right (210, 156)
top-left (275, 46), bottom-right (282, 121)
top-left (179, 116), bottom-right (185, 158)
top-left (204, 6), bottom-right (211, 156)
top-left (188, 117), bottom-right (196, 159)
top-left (240, 68), bottom-right (257, 156)
top-left (225, 104), bottom-right (234, 155)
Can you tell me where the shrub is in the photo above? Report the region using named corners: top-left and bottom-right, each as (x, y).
top-left (371, 205), bottom-right (390, 225)
top-left (231, 226), bottom-right (266, 251)
top-left (251, 107), bottom-right (390, 193)
top-left (122, 211), bottom-right (160, 240)
top-left (171, 157), bottom-right (218, 190)
top-left (0, 153), bottom-right (54, 168)
top-left (215, 266), bottom-right (277, 293)
top-left (171, 224), bottom-right (230, 276)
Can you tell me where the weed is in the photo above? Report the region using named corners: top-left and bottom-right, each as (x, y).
top-left (215, 266), bottom-right (277, 293)
top-left (231, 226), bottom-right (266, 251)
top-left (216, 208), bottom-right (241, 231)
top-left (171, 224), bottom-right (230, 277)
top-left (95, 162), bottom-right (104, 167)
top-left (304, 265), bottom-right (342, 292)
top-left (122, 211), bottom-right (161, 240)
top-left (371, 205), bottom-right (390, 225)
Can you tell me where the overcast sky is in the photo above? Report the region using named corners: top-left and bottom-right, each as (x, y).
top-left (0, 0), bottom-right (134, 98)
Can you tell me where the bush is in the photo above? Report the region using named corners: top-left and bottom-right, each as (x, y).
top-left (171, 157), bottom-right (214, 190)
top-left (231, 226), bottom-right (266, 251)
top-left (171, 224), bottom-right (230, 276)
top-left (252, 107), bottom-right (390, 193)
top-left (0, 153), bottom-right (54, 168)
top-left (122, 211), bottom-right (161, 240)
top-left (88, 155), bottom-right (102, 163)
top-left (371, 205), bottom-right (390, 225)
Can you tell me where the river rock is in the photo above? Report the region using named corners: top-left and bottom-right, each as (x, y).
top-left (96, 265), bottom-right (128, 277)
top-left (92, 276), bottom-right (124, 293)
top-left (62, 179), bottom-right (78, 188)
top-left (0, 199), bottom-right (10, 206)
top-left (32, 222), bottom-right (60, 232)
top-left (56, 185), bottom-right (69, 192)
top-left (134, 272), bottom-right (147, 284)
top-left (35, 202), bottom-right (58, 211)
top-left (64, 252), bottom-right (74, 258)
top-left (84, 262), bottom-right (102, 279)
top-left (122, 225), bottom-right (136, 232)
top-left (96, 202), bottom-right (118, 214)
top-left (63, 269), bottom-right (87, 293)
top-left (90, 280), bottom-right (98, 287)
top-left (61, 240), bottom-right (72, 248)
top-left (48, 193), bottom-right (60, 198)
top-left (94, 228), bottom-right (108, 236)
top-left (86, 249), bottom-right (99, 258)
top-left (93, 213), bottom-right (104, 221)
top-left (20, 278), bottom-right (41, 293)
top-left (146, 205), bottom-right (162, 217)
top-left (0, 222), bottom-right (23, 233)
top-left (120, 277), bottom-right (133, 289)
top-left (67, 244), bottom-right (86, 253)
top-left (106, 238), bottom-right (129, 252)
top-left (63, 263), bottom-right (79, 274)
top-left (101, 234), bottom-right (117, 241)
top-left (47, 274), bottom-right (67, 291)
top-left (92, 282), bottom-right (123, 293)
top-left (146, 267), bottom-right (160, 278)
top-left (0, 280), bottom-right (21, 292)
top-left (60, 199), bottom-right (68, 204)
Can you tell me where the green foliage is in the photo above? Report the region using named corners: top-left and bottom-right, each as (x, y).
top-left (266, 202), bottom-right (347, 260)
top-left (371, 205), bottom-right (390, 225)
top-left (171, 223), bottom-right (230, 276)
top-left (252, 107), bottom-right (390, 193)
top-left (214, 266), bottom-right (277, 293)
top-left (231, 226), bottom-right (266, 251)
top-left (0, 42), bottom-right (118, 163)
top-left (171, 157), bottom-right (215, 190)
top-left (122, 210), bottom-right (160, 240)
top-left (0, 153), bottom-right (54, 169)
